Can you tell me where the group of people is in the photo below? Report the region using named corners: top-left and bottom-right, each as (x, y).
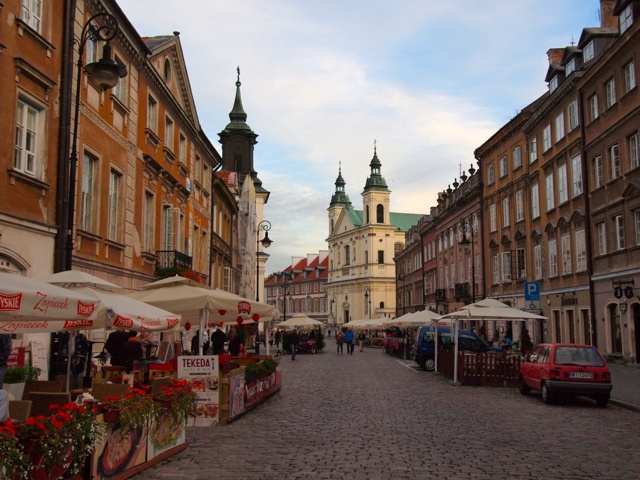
top-left (334, 328), bottom-right (366, 355)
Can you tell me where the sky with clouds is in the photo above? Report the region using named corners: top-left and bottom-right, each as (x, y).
top-left (117, 0), bottom-right (601, 275)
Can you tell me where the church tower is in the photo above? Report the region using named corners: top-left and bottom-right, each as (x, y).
top-left (361, 143), bottom-right (390, 226)
top-left (328, 163), bottom-right (351, 236)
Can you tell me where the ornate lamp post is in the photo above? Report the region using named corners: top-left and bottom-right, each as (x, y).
top-left (459, 218), bottom-right (476, 303)
top-left (64, 13), bottom-right (127, 270)
top-left (364, 289), bottom-right (371, 319)
top-left (256, 220), bottom-right (272, 302)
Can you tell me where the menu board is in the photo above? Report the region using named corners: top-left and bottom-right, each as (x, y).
top-left (177, 355), bottom-right (219, 426)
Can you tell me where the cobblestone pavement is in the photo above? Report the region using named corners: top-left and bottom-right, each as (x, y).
top-left (132, 348), bottom-right (640, 480)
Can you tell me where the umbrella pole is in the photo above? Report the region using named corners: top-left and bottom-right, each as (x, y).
top-left (65, 333), bottom-right (73, 392)
top-left (452, 317), bottom-right (461, 386)
top-left (434, 323), bottom-right (438, 373)
top-left (199, 310), bottom-right (207, 356)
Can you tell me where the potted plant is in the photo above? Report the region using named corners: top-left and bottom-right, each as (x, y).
top-left (153, 379), bottom-right (197, 424)
top-left (3, 366), bottom-right (41, 400)
top-left (18, 402), bottom-right (104, 479)
top-left (0, 419), bottom-right (28, 480)
top-left (102, 388), bottom-right (155, 429)
top-left (244, 358), bottom-right (278, 383)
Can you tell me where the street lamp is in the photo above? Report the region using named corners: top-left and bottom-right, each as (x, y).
top-left (256, 220), bottom-right (272, 301)
top-left (64, 13), bottom-right (127, 270)
top-left (364, 289), bottom-right (371, 319)
top-left (459, 218), bottom-right (476, 303)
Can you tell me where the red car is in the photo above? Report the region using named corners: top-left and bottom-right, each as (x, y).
top-left (519, 343), bottom-right (612, 407)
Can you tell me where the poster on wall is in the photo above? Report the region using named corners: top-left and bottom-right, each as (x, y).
top-left (92, 420), bottom-right (147, 479)
top-left (177, 355), bottom-right (219, 426)
top-left (228, 372), bottom-right (245, 421)
top-left (147, 414), bottom-right (187, 460)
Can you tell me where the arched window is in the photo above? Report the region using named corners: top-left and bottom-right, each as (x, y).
top-left (376, 204), bottom-right (384, 223)
top-left (366, 206), bottom-right (370, 224)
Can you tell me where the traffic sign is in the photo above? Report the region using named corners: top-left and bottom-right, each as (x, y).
top-left (524, 282), bottom-right (540, 301)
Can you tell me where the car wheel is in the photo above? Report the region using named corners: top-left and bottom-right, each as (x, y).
top-left (596, 395), bottom-right (609, 407)
top-left (541, 383), bottom-right (554, 404)
top-left (424, 358), bottom-right (435, 372)
top-left (518, 375), bottom-right (530, 395)
top-left (310, 348), bottom-right (317, 354)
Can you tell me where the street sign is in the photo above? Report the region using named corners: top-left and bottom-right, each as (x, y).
top-left (524, 282), bottom-right (540, 301)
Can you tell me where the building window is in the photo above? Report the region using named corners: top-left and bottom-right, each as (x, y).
top-left (492, 255), bottom-right (499, 284)
top-left (490, 204), bottom-right (496, 232)
top-left (615, 215), bottom-right (625, 250)
top-left (502, 197), bottom-right (510, 227)
top-left (513, 146), bottom-right (522, 169)
top-left (583, 41), bottom-right (594, 62)
top-left (561, 233), bottom-right (572, 275)
top-left (555, 112), bottom-right (565, 141)
top-left (112, 55), bottom-right (128, 104)
top-left (568, 99), bottom-right (579, 131)
top-left (620, 4), bottom-right (633, 33)
top-left (377, 250), bottom-right (384, 264)
top-left (571, 154), bottom-right (582, 197)
top-left (594, 156), bottom-right (604, 188)
top-left (548, 238), bottom-right (558, 277)
top-left (499, 251), bottom-right (511, 283)
top-left (81, 152), bottom-right (98, 233)
top-left (610, 144), bottom-right (621, 179)
top-left (545, 171), bottom-right (555, 211)
top-left (86, 36), bottom-right (98, 65)
top-left (147, 95), bottom-right (158, 132)
top-left (549, 76), bottom-right (558, 93)
top-left (624, 61), bottom-right (636, 93)
top-left (344, 245), bottom-right (350, 266)
top-left (21, 0), bottom-right (42, 33)
top-left (597, 222), bottom-right (606, 255)
top-left (565, 59), bottom-right (576, 76)
top-left (531, 183), bottom-right (540, 219)
top-left (162, 205), bottom-right (174, 251)
top-left (179, 134), bottom-right (187, 165)
top-left (108, 170), bottom-right (122, 241)
top-left (376, 204), bottom-right (384, 223)
top-left (529, 137), bottom-right (538, 163)
top-left (515, 190), bottom-right (524, 222)
top-left (534, 244), bottom-right (542, 280)
top-left (543, 124), bottom-right (552, 151)
top-left (144, 192), bottom-right (154, 252)
top-left (14, 99), bottom-right (42, 177)
top-left (589, 94), bottom-right (599, 122)
top-left (629, 133), bottom-right (639, 169)
top-left (487, 165), bottom-right (495, 185)
top-left (499, 156), bottom-right (507, 178)
top-left (516, 248), bottom-right (526, 280)
top-left (575, 229), bottom-right (586, 272)
top-left (165, 116), bottom-right (174, 152)
top-left (558, 163), bottom-right (568, 204)
top-left (635, 210), bottom-right (640, 247)
top-left (606, 79), bottom-right (616, 108)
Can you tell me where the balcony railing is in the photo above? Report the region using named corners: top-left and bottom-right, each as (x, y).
top-left (156, 250), bottom-right (192, 271)
top-left (435, 289), bottom-right (447, 302)
top-left (454, 282), bottom-right (471, 301)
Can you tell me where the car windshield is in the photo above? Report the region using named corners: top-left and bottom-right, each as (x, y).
top-left (554, 346), bottom-right (605, 367)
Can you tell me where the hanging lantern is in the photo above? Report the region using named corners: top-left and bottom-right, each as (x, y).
top-left (236, 316), bottom-right (244, 326)
top-left (252, 314), bottom-right (260, 321)
top-left (217, 322), bottom-right (224, 328)
top-left (184, 322), bottom-right (191, 331)
top-left (218, 309), bottom-right (227, 315)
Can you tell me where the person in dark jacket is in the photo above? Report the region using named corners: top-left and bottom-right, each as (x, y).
top-left (289, 329), bottom-right (300, 361)
top-left (211, 327), bottom-right (228, 355)
top-left (121, 331), bottom-right (143, 373)
top-left (228, 328), bottom-right (241, 357)
top-left (104, 329), bottom-right (130, 367)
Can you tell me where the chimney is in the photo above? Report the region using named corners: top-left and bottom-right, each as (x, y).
top-left (600, 0), bottom-right (617, 28)
top-left (547, 48), bottom-right (565, 66)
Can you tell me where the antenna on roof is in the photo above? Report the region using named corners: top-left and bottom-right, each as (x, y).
top-left (570, 35), bottom-right (575, 47)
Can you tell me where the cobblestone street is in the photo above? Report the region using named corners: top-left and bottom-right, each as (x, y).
top-left (133, 348), bottom-right (640, 480)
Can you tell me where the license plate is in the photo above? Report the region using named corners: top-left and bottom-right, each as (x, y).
top-left (568, 372), bottom-right (593, 378)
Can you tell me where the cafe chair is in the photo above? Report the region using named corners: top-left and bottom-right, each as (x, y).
top-left (22, 380), bottom-right (65, 401)
top-left (29, 392), bottom-right (71, 417)
top-left (150, 375), bottom-right (173, 395)
top-left (91, 382), bottom-right (131, 402)
top-left (9, 400), bottom-right (32, 422)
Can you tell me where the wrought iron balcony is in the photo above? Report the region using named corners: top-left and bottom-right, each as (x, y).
top-left (454, 282), bottom-right (471, 301)
top-left (435, 289), bottom-right (447, 302)
top-left (156, 250), bottom-right (192, 271)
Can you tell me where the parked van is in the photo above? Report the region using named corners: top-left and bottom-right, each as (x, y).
top-left (413, 326), bottom-right (500, 371)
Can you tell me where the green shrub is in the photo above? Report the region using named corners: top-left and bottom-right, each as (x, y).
top-left (244, 358), bottom-right (278, 383)
top-left (4, 366), bottom-right (41, 383)
top-left (314, 328), bottom-right (325, 350)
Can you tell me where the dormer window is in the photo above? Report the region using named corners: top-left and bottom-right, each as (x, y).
top-left (583, 41), bottom-right (594, 62)
top-left (620, 5), bottom-right (633, 33)
top-left (549, 76), bottom-right (559, 93)
top-left (565, 59), bottom-right (575, 76)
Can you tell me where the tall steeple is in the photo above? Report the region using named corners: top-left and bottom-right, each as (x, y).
top-left (363, 140), bottom-right (389, 192)
top-left (218, 67), bottom-right (258, 176)
top-left (330, 162), bottom-right (352, 207)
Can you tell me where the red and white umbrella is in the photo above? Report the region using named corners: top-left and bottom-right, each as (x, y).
top-left (0, 272), bottom-right (102, 333)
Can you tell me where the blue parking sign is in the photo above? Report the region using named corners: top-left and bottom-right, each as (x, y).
top-left (524, 282), bottom-right (540, 301)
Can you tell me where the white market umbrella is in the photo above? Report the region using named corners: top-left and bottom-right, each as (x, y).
top-left (38, 270), bottom-right (120, 291)
top-left (342, 318), bottom-right (375, 329)
top-left (277, 313), bottom-right (323, 331)
top-left (386, 310), bottom-right (443, 328)
top-left (0, 272), bottom-right (103, 333)
top-left (128, 276), bottom-right (277, 355)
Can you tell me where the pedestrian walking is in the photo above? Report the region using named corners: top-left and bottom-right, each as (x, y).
top-left (335, 330), bottom-right (344, 355)
top-left (345, 328), bottom-right (355, 355)
top-left (357, 331), bottom-right (366, 352)
top-left (275, 330), bottom-right (281, 348)
top-left (289, 329), bottom-right (300, 360)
